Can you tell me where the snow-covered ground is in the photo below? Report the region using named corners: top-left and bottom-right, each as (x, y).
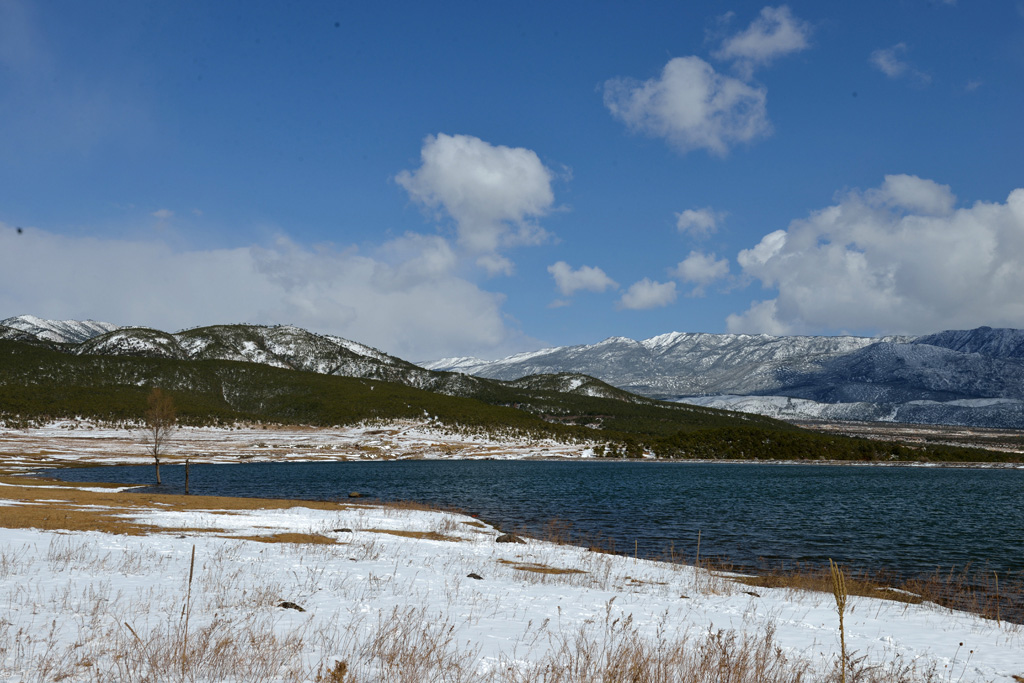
top-left (1, 420), bottom-right (1022, 681)
top-left (1, 488), bottom-right (1021, 681)
top-left (0, 419), bottom-right (598, 475)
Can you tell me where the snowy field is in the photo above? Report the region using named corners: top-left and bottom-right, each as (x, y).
top-left (0, 419), bottom-right (596, 475)
top-left (2, 491), bottom-right (1022, 681)
top-left (1, 420), bottom-right (1022, 681)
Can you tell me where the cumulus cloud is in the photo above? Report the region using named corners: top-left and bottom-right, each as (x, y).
top-left (672, 251), bottom-right (730, 296)
top-left (726, 300), bottom-right (790, 335)
top-left (727, 176), bottom-right (1024, 335)
top-left (0, 223), bottom-right (531, 360)
top-left (714, 5), bottom-right (811, 77)
top-left (152, 209), bottom-right (174, 220)
top-left (395, 133), bottom-right (555, 274)
top-left (870, 43), bottom-right (930, 83)
top-left (603, 56), bottom-right (770, 156)
top-left (617, 278), bottom-right (677, 310)
top-left (676, 207), bottom-right (725, 238)
top-left (867, 174), bottom-right (954, 216)
top-left (547, 261), bottom-right (618, 297)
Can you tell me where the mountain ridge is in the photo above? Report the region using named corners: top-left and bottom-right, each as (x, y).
top-left (7, 314), bottom-right (1024, 428)
top-left (423, 327), bottom-right (1024, 429)
top-left (0, 315), bottom-right (667, 409)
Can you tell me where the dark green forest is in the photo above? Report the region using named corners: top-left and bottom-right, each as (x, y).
top-left (0, 340), bottom-right (1014, 463)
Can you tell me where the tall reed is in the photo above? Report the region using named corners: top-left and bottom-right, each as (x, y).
top-left (830, 558), bottom-right (849, 683)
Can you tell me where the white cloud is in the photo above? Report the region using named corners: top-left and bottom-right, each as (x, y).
top-left (603, 56), bottom-right (770, 156)
top-left (672, 251), bottom-right (730, 296)
top-left (728, 176), bottom-right (1024, 335)
top-left (726, 300), bottom-right (791, 335)
top-left (870, 44), bottom-right (908, 78)
top-left (547, 261), bottom-right (618, 297)
top-left (867, 174), bottom-right (954, 216)
top-left (714, 5), bottom-right (812, 77)
top-left (395, 133), bottom-right (555, 273)
top-left (617, 278), bottom-right (677, 310)
top-left (0, 223), bottom-right (533, 361)
top-left (870, 43), bottom-right (930, 83)
top-left (152, 209), bottom-right (174, 220)
top-left (676, 207), bottom-right (725, 238)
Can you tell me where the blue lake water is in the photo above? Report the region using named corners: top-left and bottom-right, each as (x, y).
top-left (41, 460), bottom-right (1024, 580)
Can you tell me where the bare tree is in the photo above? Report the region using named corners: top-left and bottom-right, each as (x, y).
top-left (144, 387), bottom-right (177, 485)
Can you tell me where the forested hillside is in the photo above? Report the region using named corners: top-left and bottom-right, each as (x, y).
top-left (0, 339), bottom-right (1013, 463)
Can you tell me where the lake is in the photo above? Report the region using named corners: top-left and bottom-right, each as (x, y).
top-left (41, 459), bottom-right (1024, 580)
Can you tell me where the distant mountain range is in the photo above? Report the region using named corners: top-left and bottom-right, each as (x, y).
top-left (0, 314), bottom-right (648, 405)
top-left (423, 328), bottom-right (1024, 429)
top-left (6, 314), bottom-right (1024, 429)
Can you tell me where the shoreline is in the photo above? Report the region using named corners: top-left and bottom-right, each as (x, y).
top-left (4, 420), bottom-right (1023, 622)
top-left (11, 454), bottom-right (1024, 625)
top-left (0, 477), bottom-right (1021, 681)
top-left (3, 417), bottom-right (1023, 477)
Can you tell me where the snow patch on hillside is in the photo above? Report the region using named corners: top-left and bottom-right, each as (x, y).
top-left (1, 314), bottom-right (119, 343)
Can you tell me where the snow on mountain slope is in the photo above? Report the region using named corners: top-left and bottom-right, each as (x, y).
top-left (59, 322), bottom-right (519, 401)
top-left (680, 394), bottom-right (1024, 428)
top-left (0, 315), bottom-right (119, 344)
top-left (11, 314), bottom-right (1024, 428)
top-left (914, 326), bottom-right (1024, 358)
top-left (778, 340), bottom-right (1024, 404)
top-left (76, 328), bottom-right (185, 359)
top-left (422, 331), bottom-right (903, 396)
top-left (424, 327), bottom-right (1024, 428)
top-left (73, 324), bottom-right (417, 377)
top-left (0, 324), bottom-right (42, 343)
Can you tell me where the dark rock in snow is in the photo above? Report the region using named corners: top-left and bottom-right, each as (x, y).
top-left (496, 533), bottom-right (526, 544)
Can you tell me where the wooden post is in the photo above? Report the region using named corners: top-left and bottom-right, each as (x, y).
top-left (185, 458), bottom-right (190, 495)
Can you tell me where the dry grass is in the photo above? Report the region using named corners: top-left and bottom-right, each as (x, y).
top-left (3, 477), bottom-right (1018, 625)
top-left (736, 568), bottom-right (923, 606)
top-left (362, 528), bottom-right (463, 542)
top-left (0, 465), bottom-right (1012, 682)
top-left (498, 558), bottom-right (588, 576)
top-left (902, 564), bottom-right (1024, 624)
top-left (731, 561), bottom-right (1024, 625)
top-left (0, 506), bottom-right (970, 683)
top-left (0, 479), bottom-right (353, 536)
top-left (226, 532), bottom-right (339, 545)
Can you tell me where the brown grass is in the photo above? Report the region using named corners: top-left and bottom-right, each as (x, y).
top-left (498, 559), bottom-right (587, 576)
top-left (363, 528), bottom-right (463, 542)
top-left (0, 478), bottom-right (353, 536)
top-left (736, 568), bottom-right (923, 605)
top-left (902, 564), bottom-right (1024, 624)
top-left (731, 561), bottom-right (1024, 624)
top-left (226, 533), bottom-right (339, 545)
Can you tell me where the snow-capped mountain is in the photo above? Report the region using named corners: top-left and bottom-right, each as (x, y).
top-left (73, 323), bottom-right (469, 391)
top-left (0, 315), bottom-right (119, 344)
top-left (8, 314), bottom-right (1024, 427)
top-left (0, 316), bottom-right (636, 404)
top-left (423, 331), bottom-right (911, 395)
top-left (424, 327), bottom-right (1024, 428)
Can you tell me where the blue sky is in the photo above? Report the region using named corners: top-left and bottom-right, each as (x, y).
top-left (2, 0), bottom-right (1023, 360)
